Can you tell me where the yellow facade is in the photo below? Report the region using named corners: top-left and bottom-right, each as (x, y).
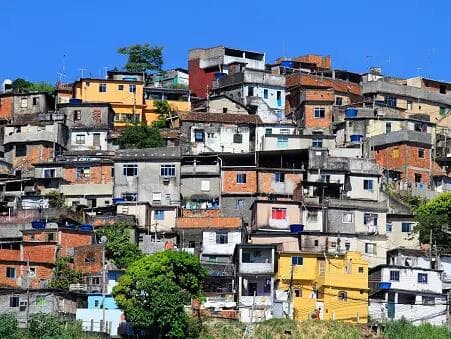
top-left (143, 99), bottom-right (191, 126)
top-left (277, 251), bottom-right (368, 323)
top-left (74, 79), bottom-right (144, 127)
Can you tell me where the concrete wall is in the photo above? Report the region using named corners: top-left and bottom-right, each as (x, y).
top-left (76, 308), bottom-right (123, 337)
top-left (202, 230), bottom-right (242, 255)
top-left (254, 202), bottom-right (302, 230)
top-left (116, 203), bottom-right (150, 227)
top-left (59, 104), bottom-right (112, 129)
top-left (221, 196), bottom-right (254, 226)
top-left (69, 130), bottom-right (109, 151)
top-left (12, 93), bottom-right (50, 116)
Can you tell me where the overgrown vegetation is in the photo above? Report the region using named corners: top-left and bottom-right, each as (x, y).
top-left (152, 100), bottom-right (172, 128)
top-left (415, 192), bottom-right (451, 250)
top-left (44, 190), bottom-right (65, 208)
top-left (10, 78), bottom-right (54, 93)
top-left (118, 124), bottom-right (164, 149)
top-left (113, 250), bottom-right (206, 338)
top-left (383, 318), bottom-right (451, 339)
top-left (49, 257), bottom-right (81, 290)
top-left (95, 222), bottom-right (143, 269)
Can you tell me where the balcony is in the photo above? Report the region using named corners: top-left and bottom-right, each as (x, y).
top-left (371, 130), bottom-right (432, 147)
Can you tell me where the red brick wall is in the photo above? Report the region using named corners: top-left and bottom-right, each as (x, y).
top-left (0, 263), bottom-right (22, 287)
top-left (181, 209), bottom-right (221, 218)
top-left (12, 144), bottom-right (54, 170)
top-left (59, 231), bottom-right (93, 256)
top-left (73, 245), bottom-right (103, 274)
top-left (63, 164), bottom-right (112, 184)
top-left (188, 59), bottom-right (215, 98)
top-left (222, 170), bottom-right (257, 193)
top-left (23, 243), bottom-right (56, 263)
top-left (303, 104), bottom-right (332, 129)
top-left (373, 144), bottom-right (431, 184)
top-left (0, 96), bottom-right (13, 119)
top-left (0, 249), bottom-right (21, 261)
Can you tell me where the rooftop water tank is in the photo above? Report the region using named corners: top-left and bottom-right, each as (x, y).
top-left (280, 60), bottom-right (294, 68)
top-left (345, 108), bottom-right (358, 118)
top-left (290, 224), bottom-right (304, 233)
top-left (350, 134), bottom-right (363, 143)
top-left (31, 220), bottom-right (46, 229)
top-left (79, 224), bottom-right (93, 231)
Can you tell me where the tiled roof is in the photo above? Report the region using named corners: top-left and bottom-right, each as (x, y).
top-left (286, 73), bottom-right (361, 96)
top-left (180, 112), bottom-right (262, 125)
top-left (176, 217), bottom-right (242, 229)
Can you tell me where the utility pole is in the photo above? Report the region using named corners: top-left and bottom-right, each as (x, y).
top-left (429, 229), bottom-right (433, 268)
top-left (287, 262), bottom-right (294, 319)
top-left (244, 290), bottom-right (257, 339)
top-left (26, 258), bottom-right (30, 328)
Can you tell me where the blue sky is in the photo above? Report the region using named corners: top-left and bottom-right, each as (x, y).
top-left (1, 0), bottom-right (450, 84)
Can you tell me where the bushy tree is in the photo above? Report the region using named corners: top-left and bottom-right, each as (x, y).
top-left (95, 223), bottom-right (142, 269)
top-left (29, 313), bottom-right (84, 339)
top-left (152, 100), bottom-right (172, 128)
top-left (0, 313), bottom-right (19, 338)
top-left (118, 124), bottom-right (164, 149)
top-left (113, 251), bottom-right (206, 337)
top-left (415, 193), bottom-right (451, 249)
top-left (10, 78), bottom-right (54, 93)
top-left (49, 257), bottom-right (81, 290)
top-left (118, 44), bottom-right (163, 73)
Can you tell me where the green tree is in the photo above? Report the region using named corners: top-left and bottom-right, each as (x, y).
top-left (113, 251), bottom-right (206, 337)
top-left (152, 100), bottom-right (172, 128)
top-left (118, 43), bottom-right (163, 73)
top-left (0, 313), bottom-right (19, 339)
top-left (95, 223), bottom-right (142, 269)
top-left (415, 192), bottom-right (451, 249)
top-left (118, 124), bottom-right (164, 149)
top-left (49, 257), bottom-right (82, 290)
top-left (10, 78), bottom-right (54, 93)
top-left (28, 313), bottom-right (84, 339)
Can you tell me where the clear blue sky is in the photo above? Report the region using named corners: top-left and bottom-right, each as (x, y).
top-left (1, 0), bottom-right (450, 84)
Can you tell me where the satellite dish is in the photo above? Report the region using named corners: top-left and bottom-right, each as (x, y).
top-left (99, 236), bottom-right (108, 244)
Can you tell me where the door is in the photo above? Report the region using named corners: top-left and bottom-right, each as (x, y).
top-left (93, 133), bottom-right (101, 148)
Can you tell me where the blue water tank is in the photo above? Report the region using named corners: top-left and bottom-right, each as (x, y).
top-left (112, 198), bottom-right (126, 204)
top-left (280, 60), bottom-right (294, 68)
top-left (31, 220), bottom-right (46, 229)
top-left (379, 282), bottom-right (391, 289)
top-left (215, 72), bottom-right (226, 80)
top-left (69, 98), bottom-right (82, 105)
top-left (345, 108), bottom-right (358, 118)
top-left (290, 224), bottom-right (304, 233)
top-left (350, 134), bottom-right (363, 142)
top-left (79, 224), bottom-right (93, 231)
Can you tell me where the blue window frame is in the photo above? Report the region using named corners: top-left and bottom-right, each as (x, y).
top-left (312, 138), bottom-right (323, 148)
top-left (401, 222), bottom-right (413, 233)
top-left (364, 180), bottom-right (374, 190)
top-left (194, 129), bottom-right (204, 142)
top-left (275, 172), bottom-right (285, 183)
top-left (418, 273), bottom-right (428, 284)
top-left (155, 210), bottom-right (164, 220)
top-left (389, 270), bottom-right (400, 281)
top-left (236, 173), bottom-right (247, 184)
top-left (291, 256), bottom-right (303, 266)
top-left (386, 223), bottom-right (392, 232)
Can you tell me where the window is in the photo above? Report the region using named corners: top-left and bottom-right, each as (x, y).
top-left (236, 173), bottom-right (247, 184)
top-left (248, 86), bottom-right (254, 96)
top-left (440, 85), bottom-right (446, 94)
top-left (216, 232), bottom-right (228, 244)
top-left (200, 180), bottom-right (210, 191)
top-left (123, 164), bottom-right (138, 176)
top-left (407, 100), bottom-right (413, 110)
top-left (440, 107), bottom-right (446, 116)
top-left (99, 83), bottom-right (107, 92)
top-left (152, 192), bottom-right (161, 203)
top-left (160, 165), bottom-right (176, 177)
top-left (386, 122), bottom-right (392, 133)
top-left (385, 96), bottom-right (397, 107)
top-left (276, 91), bottom-right (282, 106)
top-left (415, 173), bottom-right (422, 183)
top-left (36, 295), bottom-right (46, 306)
top-left (76, 167), bottom-right (90, 179)
top-left (275, 172), bottom-right (285, 183)
top-left (207, 133), bottom-right (215, 138)
top-left (291, 256), bottom-right (303, 265)
top-left (308, 211), bottom-right (318, 222)
top-left (32, 97), bottom-right (40, 106)
top-left (263, 89), bottom-right (268, 99)
top-left (345, 242), bottom-right (351, 251)
top-left (194, 129), bottom-right (205, 142)
top-left (233, 133), bottom-right (243, 143)
top-left (277, 135), bottom-right (288, 147)
top-left (314, 107), bottom-right (325, 118)
top-left (94, 300), bottom-right (100, 307)
top-left (364, 213), bottom-right (378, 226)
top-left (294, 289), bottom-right (302, 297)
top-left (21, 97), bottom-right (28, 108)
top-left (312, 138), bottom-right (323, 148)
top-left (338, 291), bottom-right (347, 301)
top-left (6, 267), bottom-right (16, 279)
top-left (358, 267), bottom-right (364, 273)
top-left (15, 144), bottom-right (26, 157)
top-left (272, 208), bottom-right (287, 220)
top-left (43, 168), bottom-right (56, 178)
top-left (401, 222), bottom-right (413, 233)
top-left (335, 97), bottom-right (343, 106)
top-left (422, 296), bottom-right (435, 305)
top-left (222, 107), bottom-right (228, 113)
top-left (365, 243), bottom-right (376, 254)
top-left (392, 147), bottom-right (400, 158)
top-left (314, 240), bottom-right (319, 246)
top-left (129, 84), bottom-right (136, 93)
top-left (47, 233), bottom-right (55, 241)
top-left (118, 84), bottom-right (124, 91)
top-left (418, 148), bottom-right (424, 158)
top-left (73, 110), bottom-right (81, 121)
top-left (75, 134), bottom-right (85, 144)
top-left (418, 273), bottom-right (428, 284)
top-left (342, 213), bottom-right (353, 223)
top-left (9, 296), bottom-right (19, 308)
top-left (364, 179), bottom-right (374, 190)
top-left (236, 199), bottom-right (245, 209)
top-left (265, 128), bottom-right (272, 135)
top-left (321, 175), bottom-right (330, 183)
top-left (155, 210), bottom-right (164, 220)
top-left (386, 223), bottom-right (392, 233)
top-left (390, 270), bottom-right (400, 281)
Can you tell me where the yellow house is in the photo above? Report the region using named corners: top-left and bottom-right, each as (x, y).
top-left (143, 87), bottom-right (191, 126)
top-left (276, 251), bottom-right (368, 323)
top-left (73, 71), bottom-right (145, 128)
